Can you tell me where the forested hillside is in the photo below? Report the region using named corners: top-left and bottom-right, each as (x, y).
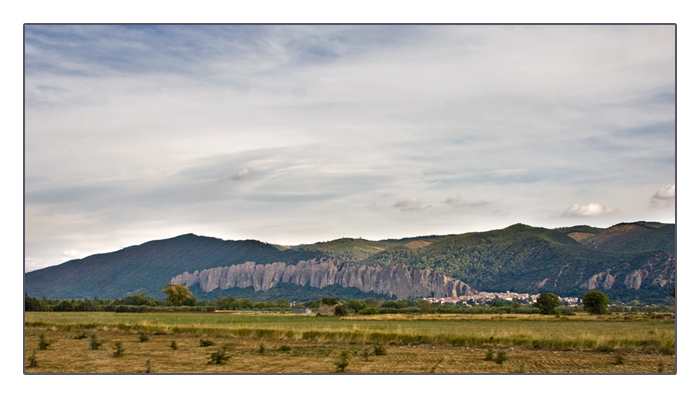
top-left (25, 222), bottom-right (675, 302)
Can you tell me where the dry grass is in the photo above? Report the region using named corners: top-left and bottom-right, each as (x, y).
top-left (24, 327), bottom-right (675, 374)
top-left (24, 312), bottom-right (675, 374)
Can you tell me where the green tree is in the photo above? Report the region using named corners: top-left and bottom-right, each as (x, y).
top-left (582, 290), bottom-right (610, 314)
top-left (161, 284), bottom-right (196, 307)
top-left (534, 293), bottom-right (560, 315)
top-left (419, 300), bottom-right (433, 314)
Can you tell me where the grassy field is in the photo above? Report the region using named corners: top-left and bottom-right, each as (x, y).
top-left (24, 311), bottom-right (675, 374)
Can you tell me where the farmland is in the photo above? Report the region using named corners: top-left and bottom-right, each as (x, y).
top-left (24, 311), bottom-right (675, 374)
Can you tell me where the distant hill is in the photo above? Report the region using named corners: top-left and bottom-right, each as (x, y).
top-left (24, 234), bottom-right (320, 299)
top-left (25, 222), bottom-right (675, 303)
top-left (577, 222), bottom-right (675, 253)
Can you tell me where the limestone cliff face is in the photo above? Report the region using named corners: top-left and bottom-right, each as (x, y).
top-left (170, 258), bottom-right (476, 299)
top-left (578, 253), bottom-right (675, 291)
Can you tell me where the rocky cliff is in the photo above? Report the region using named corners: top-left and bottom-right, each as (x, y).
top-left (170, 258), bottom-right (477, 299)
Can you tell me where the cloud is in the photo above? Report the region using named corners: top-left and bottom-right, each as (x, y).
top-left (650, 184), bottom-right (675, 207)
top-left (62, 249), bottom-right (79, 258)
top-left (394, 197), bottom-right (425, 212)
top-left (445, 194), bottom-right (461, 204)
top-left (22, 25), bottom-right (676, 270)
top-left (24, 257), bottom-right (43, 272)
top-left (562, 203), bottom-right (619, 217)
top-left (228, 166), bottom-right (252, 181)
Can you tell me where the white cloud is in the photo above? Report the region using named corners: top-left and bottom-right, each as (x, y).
top-left (394, 197), bottom-right (425, 212)
top-left (445, 194), bottom-right (461, 204)
top-left (62, 249), bottom-right (79, 258)
top-left (562, 203), bottom-right (619, 217)
top-left (228, 166), bottom-right (252, 181)
top-left (650, 184), bottom-right (675, 207)
top-left (24, 257), bottom-right (43, 272)
top-left (22, 25), bottom-right (676, 270)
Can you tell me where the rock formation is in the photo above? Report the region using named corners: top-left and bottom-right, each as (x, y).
top-left (170, 258), bottom-right (477, 299)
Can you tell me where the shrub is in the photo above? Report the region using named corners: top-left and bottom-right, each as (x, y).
top-left (278, 345), bottom-right (291, 353)
top-left (613, 351), bottom-right (625, 365)
top-left (485, 348), bottom-right (494, 361)
top-left (90, 334), bottom-right (102, 350)
top-left (170, 340), bottom-right (178, 350)
top-left (662, 340), bottom-right (675, 355)
top-left (362, 347), bottom-right (371, 361)
top-left (373, 344), bottom-right (387, 356)
top-left (139, 332), bottom-right (149, 342)
top-left (112, 342), bottom-right (125, 358)
top-left (199, 339), bottom-right (215, 347)
top-left (27, 351), bottom-right (38, 368)
top-left (359, 307), bottom-right (379, 315)
top-left (334, 304), bottom-right (348, 316)
top-left (335, 351), bottom-right (350, 373)
top-left (145, 360), bottom-right (152, 374)
top-left (208, 347), bottom-right (231, 365)
top-left (557, 306), bottom-right (576, 316)
top-left (258, 343), bottom-right (266, 355)
top-left (321, 297), bottom-right (340, 306)
top-left (495, 350), bottom-right (507, 365)
top-left (73, 331), bottom-right (88, 340)
top-left (38, 334), bottom-right (50, 350)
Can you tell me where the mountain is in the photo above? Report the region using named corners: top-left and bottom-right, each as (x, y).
top-left (24, 221), bottom-right (676, 302)
top-left (24, 234), bottom-right (320, 299)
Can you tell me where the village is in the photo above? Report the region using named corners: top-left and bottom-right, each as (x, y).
top-left (424, 291), bottom-right (580, 306)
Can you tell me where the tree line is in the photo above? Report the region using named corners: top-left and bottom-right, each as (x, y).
top-left (25, 284), bottom-right (673, 315)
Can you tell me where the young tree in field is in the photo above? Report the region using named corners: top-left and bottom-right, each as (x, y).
top-left (582, 290), bottom-right (610, 314)
top-left (161, 283), bottom-right (196, 307)
top-left (534, 293), bottom-right (560, 315)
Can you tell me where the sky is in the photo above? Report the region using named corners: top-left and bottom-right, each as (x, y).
top-left (23, 24), bottom-right (676, 272)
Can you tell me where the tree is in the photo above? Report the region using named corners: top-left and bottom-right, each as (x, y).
top-left (161, 283), bottom-right (196, 307)
top-left (582, 290), bottom-right (610, 314)
top-left (534, 293), bottom-right (560, 315)
top-left (419, 300), bottom-right (433, 314)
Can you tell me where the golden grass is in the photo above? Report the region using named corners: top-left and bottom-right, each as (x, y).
top-left (24, 327), bottom-right (675, 374)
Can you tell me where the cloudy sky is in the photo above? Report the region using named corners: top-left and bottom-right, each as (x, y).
top-left (24, 24), bottom-right (676, 272)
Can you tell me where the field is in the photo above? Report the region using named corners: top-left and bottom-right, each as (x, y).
top-left (24, 311), bottom-right (676, 374)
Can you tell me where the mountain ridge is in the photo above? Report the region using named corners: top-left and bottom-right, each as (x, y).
top-left (25, 221), bottom-right (675, 302)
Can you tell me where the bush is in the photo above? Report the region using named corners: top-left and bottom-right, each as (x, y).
top-left (28, 351), bottom-right (38, 368)
top-left (334, 304), bottom-right (348, 316)
top-left (112, 342), bottom-right (125, 358)
top-left (557, 306), bottom-right (576, 316)
top-left (208, 347), bottom-right (231, 365)
top-left (335, 351), bottom-right (350, 373)
top-left (484, 348), bottom-right (494, 361)
top-left (258, 343), bottom-right (266, 355)
top-left (139, 332), bottom-right (149, 342)
top-left (38, 334), bottom-right (50, 350)
top-left (362, 347), bottom-right (371, 361)
top-left (89, 334), bottom-right (102, 350)
top-left (613, 351), bottom-right (625, 365)
top-left (495, 350), bottom-right (507, 365)
top-left (373, 345), bottom-right (387, 356)
top-left (170, 340), bottom-right (178, 350)
top-left (199, 339), bottom-right (215, 347)
top-left (359, 307), bottom-right (379, 315)
top-left (278, 345), bottom-right (291, 352)
top-left (321, 297), bottom-right (340, 306)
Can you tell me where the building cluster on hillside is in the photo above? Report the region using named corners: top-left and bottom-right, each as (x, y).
top-left (424, 291), bottom-right (580, 306)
